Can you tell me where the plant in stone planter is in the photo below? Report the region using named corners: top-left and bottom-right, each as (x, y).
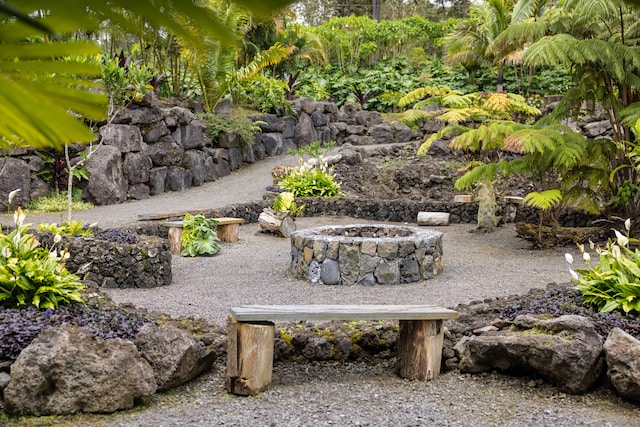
top-left (180, 214), bottom-right (221, 257)
top-left (0, 208), bottom-right (85, 309)
top-left (259, 192), bottom-right (303, 238)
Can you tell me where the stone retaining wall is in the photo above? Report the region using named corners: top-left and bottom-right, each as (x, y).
top-left (0, 95), bottom-right (419, 210)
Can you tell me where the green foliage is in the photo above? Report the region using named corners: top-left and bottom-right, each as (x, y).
top-left (236, 75), bottom-right (292, 114)
top-left (37, 220), bottom-right (94, 237)
top-left (288, 140), bottom-right (335, 159)
top-left (26, 191), bottom-right (94, 214)
top-left (272, 192), bottom-right (305, 217)
top-left (100, 53), bottom-right (154, 109)
top-left (181, 214), bottom-right (221, 257)
top-left (199, 113), bottom-right (263, 152)
top-left (571, 221), bottom-right (640, 314)
top-left (0, 209), bottom-right (85, 310)
top-left (278, 168), bottom-right (342, 197)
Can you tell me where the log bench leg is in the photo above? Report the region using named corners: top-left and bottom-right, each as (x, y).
top-left (218, 223), bottom-right (240, 243)
top-left (167, 227), bottom-right (183, 254)
top-left (396, 319), bottom-right (444, 381)
top-left (226, 318), bottom-right (275, 396)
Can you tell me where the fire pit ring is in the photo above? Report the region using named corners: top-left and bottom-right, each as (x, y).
top-left (290, 224), bottom-right (443, 286)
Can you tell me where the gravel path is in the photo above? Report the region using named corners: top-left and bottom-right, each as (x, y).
top-left (3, 152), bottom-right (640, 426)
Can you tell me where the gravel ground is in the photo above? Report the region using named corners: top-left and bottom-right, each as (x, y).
top-left (3, 149), bottom-right (640, 426)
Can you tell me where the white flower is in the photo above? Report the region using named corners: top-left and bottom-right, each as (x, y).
top-left (53, 233), bottom-right (62, 244)
top-left (7, 189), bottom-right (20, 205)
top-left (569, 269), bottom-right (579, 281)
top-left (1, 246), bottom-right (11, 258)
top-left (565, 253), bottom-right (574, 264)
top-left (576, 243), bottom-right (584, 254)
top-left (589, 240), bottom-right (595, 250)
top-left (13, 207), bottom-right (25, 226)
top-left (625, 218), bottom-right (631, 232)
top-left (611, 245), bottom-right (621, 259)
top-left (614, 229), bottom-right (629, 247)
top-left (583, 252), bottom-right (591, 264)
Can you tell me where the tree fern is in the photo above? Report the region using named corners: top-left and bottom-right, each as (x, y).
top-left (523, 190), bottom-right (563, 210)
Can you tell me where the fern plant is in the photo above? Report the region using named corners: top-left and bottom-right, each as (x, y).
top-left (180, 214), bottom-right (221, 257)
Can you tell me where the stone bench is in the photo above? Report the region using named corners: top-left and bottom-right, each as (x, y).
top-left (163, 217), bottom-right (244, 254)
top-left (226, 304), bottom-right (459, 396)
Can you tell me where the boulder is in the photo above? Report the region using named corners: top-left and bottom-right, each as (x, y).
top-left (392, 122), bottom-right (415, 142)
top-left (282, 116), bottom-right (297, 139)
top-left (100, 125), bottom-right (143, 153)
top-left (146, 135), bottom-right (184, 167)
top-left (123, 152), bottom-right (152, 185)
top-left (112, 105), bottom-right (163, 126)
top-left (368, 122), bottom-right (394, 144)
top-left (298, 98), bottom-right (317, 115)
top-left (183, 149), bottom-right (208, 186)
top-left (428, 139), bottom-right (454, 156)
top-left (583, 120), bottom-right (611, 138)
top-left (356, 110), bottom-right (382, 127)
top-left (129, 183), bottom-right (150, 200)
top-left (261, 132), bottom-right (284, 156)
top-left (163, 106), bottom-right (195, 128)
top-left (0, 157), bottom-right (30, 210)
top-left (142, 120), bottom-right (170, 143)
top-left (603, 328), bottom-right (640, 402)
top-left (228, 147), bottom-right (243, 171)
top-left (295, 112), bottom-right (318, 147)
top-left (172, 120), bottom-right (207, 150)
top-left (455, 315), bottom-right (604, 394)
top-left (29, 176), bottom-right (50, 201)
top-left (134, 324), bottom-right (217, 391)
top-left (216, 130), bottom-right (240, 149)
top-left (149, 166), bottom-right (167, 195)
top-left (311, 111), bottom-right (328, 127)
top-left (3, 325), bottom-right (156, 415)
top-left (253, 142), bottom-right (266, 161)
top-left (338, 102), bottom-right (361, 124)
top-left (166, 166), bottom-right (193, 192)
top-left (344, 135), bottom-right (374, 146)
top-left (250, 114), bottom-right (282, 132)
top-left (85, 145), bottom-right (128, 205)
top-left (214, 97), bottom-right (232, 115)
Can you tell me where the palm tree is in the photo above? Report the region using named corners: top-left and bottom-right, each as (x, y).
top-left (0, 0), bottom-right (292, 151)
top-left (443, 0), bottom-right (514, 92)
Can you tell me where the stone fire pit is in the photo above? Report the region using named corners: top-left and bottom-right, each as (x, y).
top-left (290, 224), bottom-right (443, 285)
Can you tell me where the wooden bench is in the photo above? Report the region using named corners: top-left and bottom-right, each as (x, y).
top-left (226, 304), bottom-right (459, 396)
top-left (163, 217), bottom-right (244, 254)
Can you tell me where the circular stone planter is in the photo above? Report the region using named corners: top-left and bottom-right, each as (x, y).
top-left (290, 224), bottom-right (443, 286)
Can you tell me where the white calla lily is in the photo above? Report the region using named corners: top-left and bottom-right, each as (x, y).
top-left (614, 229), bottom-right (629, 247)
top-left (569, 269), bottom-right (579, 281)
top-left (565, 253), bottom-right (574, 264)
top-left (583, 252), bottom-right (591, 264)
top-left (625, 218), bottom-right (631, 232)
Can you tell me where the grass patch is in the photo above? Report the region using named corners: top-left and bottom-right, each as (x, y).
top-left (26, 192), bottom-right (94, 214)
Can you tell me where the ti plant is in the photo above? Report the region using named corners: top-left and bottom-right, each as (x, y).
top-left (0, 208), bottom-right (85, 309)
top-left (180, 214), bottom-right (221, 257)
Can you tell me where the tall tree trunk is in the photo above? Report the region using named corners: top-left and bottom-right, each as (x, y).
top-left (497, 64), bottom-right (504, 93)
top-left (372, 0), bottom-right (381, 22)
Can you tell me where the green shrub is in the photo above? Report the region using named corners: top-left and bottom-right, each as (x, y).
top-left (199, 112), bottom-right (263, 152)
top-left (0, 209), bottom-right (85, 310)
top-left (278, 168), bottom-right (341, 197)
top-left (569, 219), bottom-right (640, 314)
top-left (181, 214), bottom-right (221, 257)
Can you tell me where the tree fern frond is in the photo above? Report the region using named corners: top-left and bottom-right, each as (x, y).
top-left (523, 189), bottom-right (563, 210)
top-left (398, 86), bottom-right (456, 108)
top-left (399, 109), bottom-right (431, 126)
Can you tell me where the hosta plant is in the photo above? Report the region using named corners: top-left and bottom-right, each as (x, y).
top-left (181, 214), bottom-right (221, 257)
top-left (568, 219), bottom-right (640, 314)
top-left (0, 208), bottom-right (85, 310)
top-left (272, 192), bottom-right (305, 217)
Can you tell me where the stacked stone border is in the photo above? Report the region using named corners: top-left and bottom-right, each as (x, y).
top-left (290, 224), bottom-right (443, 286)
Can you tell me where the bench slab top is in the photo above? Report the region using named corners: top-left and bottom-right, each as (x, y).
top-left (163, 217), bottom-right (244, 227)
top-left (229, 305), bottom-right (459, 321)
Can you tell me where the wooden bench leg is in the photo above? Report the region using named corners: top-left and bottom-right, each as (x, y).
top-left (226, 318), bottom-right (275, 396)
top-left (396, 319), bottom-right (444, 381)
top-left (167, 227), bottom-right (183, 254)
top-left (218, 223), bottom-right (240, 242)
